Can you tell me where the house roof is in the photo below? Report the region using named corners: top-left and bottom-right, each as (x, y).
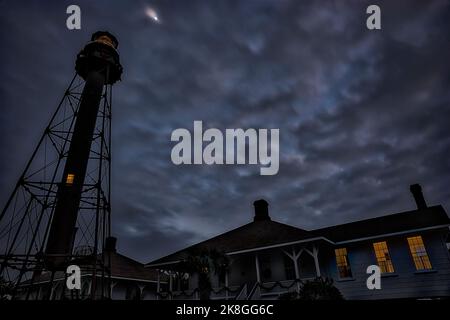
top-left (147, 219), bottom-right (316, 267)
top-left (107, 250), bottom-right (159, 281)
top-left (146, 205), bottom-right (450, 267)
top-left (312, 205), bottom-right (450, 243)
top-left (21, 250), bottom-right (160, 286)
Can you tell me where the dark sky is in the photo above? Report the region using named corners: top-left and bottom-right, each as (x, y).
top-left (1, 0), bottom-right (449, 263)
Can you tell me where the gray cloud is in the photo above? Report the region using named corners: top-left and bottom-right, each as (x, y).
top-left (0, 0), bottom-right (449, 262)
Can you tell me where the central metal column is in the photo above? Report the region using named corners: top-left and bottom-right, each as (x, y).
top-left (45, 70), bottom-right (105, 261)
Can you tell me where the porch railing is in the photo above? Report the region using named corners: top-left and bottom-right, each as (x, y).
top-left (155, 278), bottom-right (317, 300)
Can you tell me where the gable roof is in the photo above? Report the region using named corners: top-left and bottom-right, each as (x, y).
top-left (312, 205), bottom-right (450, 243)
top-left (146, 205), bottom-right (450, 267)
top-left (21, 250), bottom-right (160, 286)
top-left (147, 219), bottom-right (316, 267)
top-left (108, 251), bottom-right (159, 281)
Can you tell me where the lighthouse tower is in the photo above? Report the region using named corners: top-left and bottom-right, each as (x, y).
top-left (0, 31), bottom-right (122, 299)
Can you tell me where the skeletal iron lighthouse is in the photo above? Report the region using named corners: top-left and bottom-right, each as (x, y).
top-left (45, 32), bottom-right (122, 263)
top-left (0, 31), bottom-right (122, 299)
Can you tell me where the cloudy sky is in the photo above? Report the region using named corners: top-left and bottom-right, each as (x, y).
top-left (0, 0), bottom-right (449, 262)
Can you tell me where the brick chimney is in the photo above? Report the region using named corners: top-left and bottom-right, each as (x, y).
top-left (410, 184), bottom-right (427, 210)
top-left (105, 236), bottom-right (117, 253)
top-left (253, 199), bottom-right (271, 222)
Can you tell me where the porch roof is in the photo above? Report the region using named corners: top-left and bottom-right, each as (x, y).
top-left (146, 219), bottom-right (323, 267)
top-left (20, 250), bottom-right (161, 286)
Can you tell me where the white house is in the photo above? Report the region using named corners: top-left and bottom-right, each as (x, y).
top-left (146, 184), bottom-right (450, 300)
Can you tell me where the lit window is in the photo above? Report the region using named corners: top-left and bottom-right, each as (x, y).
top-left (335, 248), bottom-right (353, 278)
top-left (407, 236), bottom-right (432, 270)
top-left (66, 173), bottom-right (75, 185)
top-left (373, 241), bottom-right (395, 273)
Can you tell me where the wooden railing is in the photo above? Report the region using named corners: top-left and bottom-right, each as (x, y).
top-left (155, 278), bottom-right (317, 300)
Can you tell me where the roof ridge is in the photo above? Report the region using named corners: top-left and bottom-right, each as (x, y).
top-left (268, 219), bottom-right (308, 232)
top-left (112, 251), bottom-right (145, 266)
top-left (146, 219), bottom-right (312, 266)
top-left (311, 205), bottom-right (446, 232)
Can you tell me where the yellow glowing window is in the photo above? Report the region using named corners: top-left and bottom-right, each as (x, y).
top-left (407, 236), bottom-right (432, 270)
top-left (335, 248), bottom-right (352, 278)
top-left (373, 241), bottom-right (395, 273)
top-left (66, 174), bottom-right (75, 185)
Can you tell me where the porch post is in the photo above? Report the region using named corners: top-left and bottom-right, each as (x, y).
top-left (313, 246), bottom-right (321, 277)
top-left (292, 248), bottom-right (300, 279)
top-left (110, 281), bottom-right (117, 299)
top-left (138, 284), bottom-right (145, 300)
top-left (292, 248), bottom-right (300, 293)
top-left (167, 272), bottom-right (175, 300)
top-left (283, 248), bottom-right (302, 293)
top-left (156, 270), bottom-right (161, 300)
top-left (87, 279), bottom-right (92, 298)
top-left (49, 283), bottom-right (56, 300)
top-left (225, 272), bottom-right (229, 300)
top-left (255, 254), bottom-right (261, 283)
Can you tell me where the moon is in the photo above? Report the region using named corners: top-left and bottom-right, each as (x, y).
top-left (145, 7), bottom-right (160, 23)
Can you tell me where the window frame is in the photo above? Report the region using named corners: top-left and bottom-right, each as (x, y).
top-left (372, 241), bottom-right (395, 274)
top-left (406, 235), bottom-right (433, 271)
top-left (66, 173), bottom-right (75, 185)
top-left (334, 247), bottom-right (353, 280)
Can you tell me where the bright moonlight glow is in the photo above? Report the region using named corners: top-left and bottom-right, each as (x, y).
top-left (145, 7), bottom-right (160, 22)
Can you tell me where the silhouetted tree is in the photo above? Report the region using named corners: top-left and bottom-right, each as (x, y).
top-left (278, 277), bottom-right (343, 300)
top-left (180, 249), bottom-right (229, 300)
top-left (298, 277), bottom-right (343, 300)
